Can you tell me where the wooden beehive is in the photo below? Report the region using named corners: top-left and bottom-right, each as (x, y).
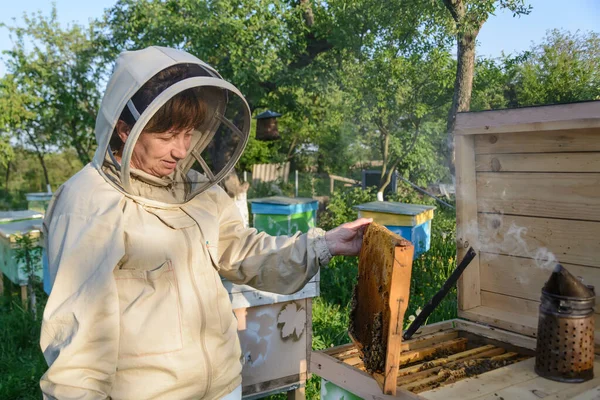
top-left (311, 101), bottom-right (600, 399)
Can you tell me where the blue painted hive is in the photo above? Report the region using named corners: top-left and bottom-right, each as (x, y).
top-left (249, 196), bottom-right (319, 235)
top-left (353, 201), bottom-right (435, 259)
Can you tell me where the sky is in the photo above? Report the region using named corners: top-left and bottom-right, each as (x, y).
top-left (0, 0), bottom-right (599, 76)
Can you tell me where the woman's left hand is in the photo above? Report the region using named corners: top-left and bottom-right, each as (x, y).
top-left (325, 218), bottom-right (373, 257)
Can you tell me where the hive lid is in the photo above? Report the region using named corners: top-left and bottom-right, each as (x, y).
top-left (0, 218), bottom-right (43, 239)
top-left (354, 202), bottom-right (435, 227)
top-left (0, 210), bottom-right (44, 224)
top-left (249, 196), bottom-right (318, 215)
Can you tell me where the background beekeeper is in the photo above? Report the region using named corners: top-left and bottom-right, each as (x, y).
top-left (40, 46), bottom-right (371, 400)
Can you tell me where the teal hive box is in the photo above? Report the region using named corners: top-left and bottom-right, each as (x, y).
top-left (26, 192), bottom-right (53, 213)
top-left (0, 211), bottom-right (44, 285)
top-left (249, 196), bottom-right (318, 236)
top-left (354, 201), bottom-right (435, 259)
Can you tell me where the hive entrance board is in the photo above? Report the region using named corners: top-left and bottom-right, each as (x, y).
top-left (349, 222), bottom-right (414, 395)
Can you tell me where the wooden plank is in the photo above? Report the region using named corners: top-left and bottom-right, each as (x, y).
top-left (452, 319), bottom-right (536, 350)
top-left (20, 285), bottom-right (27, 308)
top-left (287, 386), bottom-right (305, 400)
top-left (479, 291), bottom-right (600, 347)
top-left (404, 320), bottom-right (456, 337)
top-left (455, 134), bottom-right (481, 311)
top-left (478, 213), bottom-right (600, 269)
top-left (479, 253), bottom-right (600, 311)
top-left (345, 337), bottom-right (471, 371)
top-left (480, 292), bottom-right (540, 317)
top-left (395, 348), bottom-right (507, 387)
top-left (384, 233), bottom-right (416, 395)
top-left (325, 343), bottom-right (356, 357)
top-left (419, 358), bottom-right (539, 400)
top-left (454, 101), bottom-right (600, 135)
top-left (329, 174), bottom-right (360, 185)
top-left (459, 306), bottom-right (538, 338)
top-left (310, 351), bottom-right (424, 400)
top-left (475, 152), bottom-right (600, 173)
top-left (461, 303), bottom-right (600, 349)
top-left (476, 172), bottom-right (600, 222)
top-left (350, 223), bottom-right (414, 395)
top-left (397, 338), bottom-right (468, 367)
top-left (242, 373), bottom-right (307, 397)
top-left (305, 297), bottom-right (312, 382)
top-left (400, 331), bottom-right (459, 352)
top-left (397, 345), bottom-right (498, 377)
top-left (325, 330), bottom-right (459, 360)
top-left (473, 358), bottom-right (600, 400)
top-left (229, 281), bottom-right (319, 309)
top-left (474, 129), bottom-right (600, 155)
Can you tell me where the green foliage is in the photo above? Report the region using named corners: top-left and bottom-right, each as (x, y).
top-left (511, 29), bottom-right (600, 106)
top-left (319, 187), bottom-right (377, 231)
top-left (472, 29), bottom-right (600, 112)
top-left (0, 293), bottom-right (47, 400)
top-left (1, 5), bottom-right (106, 167)
top-left (14, 235), bottom-right (42, 285)
top-left (0, 148), bottom-right (82, 207)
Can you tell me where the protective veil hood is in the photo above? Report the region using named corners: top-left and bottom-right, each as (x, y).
top-left (92, 46), bottom-right (251, 206)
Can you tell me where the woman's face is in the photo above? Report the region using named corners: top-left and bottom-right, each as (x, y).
top-left (117, 121), bottom-right (194, 177)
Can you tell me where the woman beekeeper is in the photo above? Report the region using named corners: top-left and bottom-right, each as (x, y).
top-left (40, 46), bottom-right (371, 400)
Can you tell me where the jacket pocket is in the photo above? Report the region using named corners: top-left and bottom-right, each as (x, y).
top-left (114, 260), bottom-right (183, 358)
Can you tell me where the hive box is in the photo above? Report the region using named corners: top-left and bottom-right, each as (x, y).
top-left (227, 196), bottom-right (320, 398)
top-left (314, 101), bottom-right (600, 399)
top-left (354, 202), bottom-right (435, 259)
top-left (249, 196), bottom-right (318, 235)
top-left (0, 211), bottom-right (44, 286)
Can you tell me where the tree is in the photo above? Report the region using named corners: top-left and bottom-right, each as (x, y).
top-left (442, 0), bottom-right (531, 172)
top-left (1, 6), bottom-right (106, 178)
top-left (469, 29), bottom-right (600, 113)
top-left (343, 48), bottom-right (454, 198)
top-left (100, 0), bottom-right (453, 175)
top-left (510, 29), bottom-right (600, 106)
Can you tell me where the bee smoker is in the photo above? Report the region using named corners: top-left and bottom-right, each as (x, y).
top-left (535, 264), bottom-right (595, 382)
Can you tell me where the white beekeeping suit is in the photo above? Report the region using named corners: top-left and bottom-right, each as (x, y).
top-left (40, 46), bottom-right (331, 400)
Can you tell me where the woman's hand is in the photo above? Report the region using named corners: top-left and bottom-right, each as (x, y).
top-left (324, 218), bottom-right (373, 257)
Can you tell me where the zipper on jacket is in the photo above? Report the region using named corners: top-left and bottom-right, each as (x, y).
top-left (183, 227), bottom-right (213, 397)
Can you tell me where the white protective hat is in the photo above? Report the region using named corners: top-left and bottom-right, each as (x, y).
top-left (92, 46), bottom-right (250, 206)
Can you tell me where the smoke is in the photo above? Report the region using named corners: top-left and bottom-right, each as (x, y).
top-left (453, 170), bottom-right (558, 279)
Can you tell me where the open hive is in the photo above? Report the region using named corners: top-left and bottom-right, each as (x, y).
top-left (324, 329), bottom-right (532, 394)
top-left (311, 101), bottom-right (600, 400)
top-left (347, 223), bottom-right (532, 394)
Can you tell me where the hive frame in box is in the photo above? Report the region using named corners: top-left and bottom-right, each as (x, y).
top-left (310, 101), bottom-right (600, 399)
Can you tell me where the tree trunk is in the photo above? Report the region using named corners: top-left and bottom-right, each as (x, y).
top-left (73, 140), bottom-right (91, 166)
top-left (4, 161), bottom-right (10, 190)
top-left (446, 32), bottom-right (477, 174)
top-left (25, 130), bottom-right (52, 192)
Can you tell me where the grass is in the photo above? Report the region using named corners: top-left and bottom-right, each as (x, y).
top-left (0, 281), bottom-right (46, 400)
top-left (0, 187), bottom-right (457, 400)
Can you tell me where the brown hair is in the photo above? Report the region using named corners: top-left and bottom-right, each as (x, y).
top-left (110, 63), bottom-right (209, 151)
